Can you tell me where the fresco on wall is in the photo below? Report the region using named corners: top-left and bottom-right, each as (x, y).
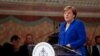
top-left (0, 16), bottom-right (54, 45)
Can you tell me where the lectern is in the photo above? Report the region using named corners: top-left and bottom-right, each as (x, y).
top-left (54, 44), bottom-right (82, 56)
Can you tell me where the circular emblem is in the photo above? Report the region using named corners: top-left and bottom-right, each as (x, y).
top-left (32, 42), bottom-right (55, 56)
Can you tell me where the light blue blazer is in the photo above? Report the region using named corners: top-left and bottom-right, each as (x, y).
top-left (58, 19), bottom-right (86, 56)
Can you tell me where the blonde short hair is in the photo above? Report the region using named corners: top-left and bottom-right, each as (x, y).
top-left (64, 6), bottom-right (77, 18)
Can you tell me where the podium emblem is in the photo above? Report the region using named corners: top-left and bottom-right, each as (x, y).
top-left (32, 42), bottom-right (55, 56)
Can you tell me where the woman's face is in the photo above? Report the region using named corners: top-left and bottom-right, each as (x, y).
top-left (64, 9), bottom-right (75, 22)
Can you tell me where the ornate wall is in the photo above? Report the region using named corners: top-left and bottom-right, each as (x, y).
top-left (0, 16), bottom-right (54, 45)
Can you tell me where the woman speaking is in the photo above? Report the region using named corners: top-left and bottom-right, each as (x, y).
top-left (58, 6), bottom-right (86, 56)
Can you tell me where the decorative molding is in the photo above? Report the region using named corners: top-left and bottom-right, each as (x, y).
top-left (0, 10), bottom-right (100, 18)
top-left (0, 0), bottom-right (100, 7)
top-left (0, 16), bottom-right (54, 26)
top-left (0, 0), bottom-right (100, 18)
